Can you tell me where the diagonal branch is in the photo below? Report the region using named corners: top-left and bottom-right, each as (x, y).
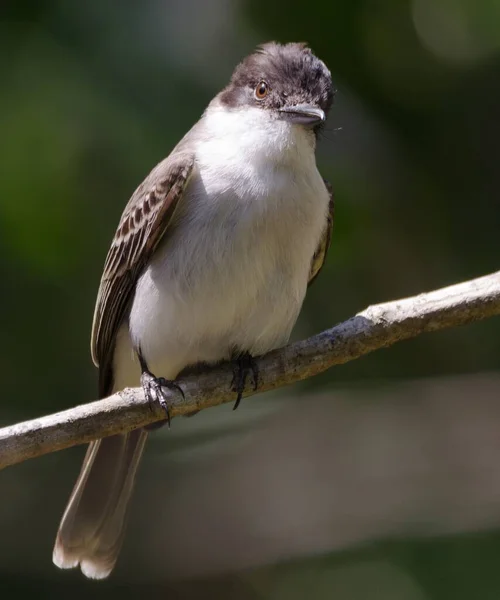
top-left (1, 270), bottom-right (499, 470)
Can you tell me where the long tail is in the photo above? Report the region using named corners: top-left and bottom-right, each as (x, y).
top-left (53, 429), bottom-right (148, 579)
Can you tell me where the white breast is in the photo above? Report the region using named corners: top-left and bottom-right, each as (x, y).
top-left (116, 106), bottom-right (329, 389)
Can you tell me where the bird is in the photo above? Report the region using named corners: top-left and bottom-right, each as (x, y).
top-left (53, 41), bottom-right (335, 579)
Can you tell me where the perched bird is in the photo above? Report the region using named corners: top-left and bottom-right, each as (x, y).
top-left (53, 41), bottom-right (335, 579)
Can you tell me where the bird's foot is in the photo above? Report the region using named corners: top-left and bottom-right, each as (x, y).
top-left (231, 353), bottom-right (259, 410)
top-left (141, 371), bottom-right (184, 430)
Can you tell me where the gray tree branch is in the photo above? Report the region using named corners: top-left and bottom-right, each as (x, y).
top-left (1, 270), bottom-right (499, 470)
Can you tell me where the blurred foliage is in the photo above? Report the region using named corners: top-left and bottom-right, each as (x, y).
top-left (0, 0), bottom-right (499, 598)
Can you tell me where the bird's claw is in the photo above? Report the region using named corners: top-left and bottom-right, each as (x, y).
top-left (141, 372), bottom-right (184, 430)
top-left (231, 353), bottom-right (259, 410)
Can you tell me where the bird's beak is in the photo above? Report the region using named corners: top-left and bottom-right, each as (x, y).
top-left (278, 104), bottom-right (326, 126)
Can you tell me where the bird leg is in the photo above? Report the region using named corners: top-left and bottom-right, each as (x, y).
top-left (138, 353), bottom-right (184, 429)
top-left (231, 352), bottom-right (259, 410)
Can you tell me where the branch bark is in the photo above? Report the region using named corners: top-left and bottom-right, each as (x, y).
top-left (1, 270), bottom-right (499, 470)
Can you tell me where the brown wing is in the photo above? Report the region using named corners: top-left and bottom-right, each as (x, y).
top-left (91, 150), bottom-right (195, 392)
top-left (308, 177), bottom-right (335, 286)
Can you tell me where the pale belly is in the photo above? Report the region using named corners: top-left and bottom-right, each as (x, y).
top-left (113, 167), bottom-right (329, 391)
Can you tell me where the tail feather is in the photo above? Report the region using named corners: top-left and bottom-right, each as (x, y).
top-left (53, 429), bottom-right (148, 579)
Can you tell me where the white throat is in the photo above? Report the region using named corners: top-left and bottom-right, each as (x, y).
top-left (194, 104), bottom-right (319, 207)
top-left (199, 104), bottom-right (317, 167)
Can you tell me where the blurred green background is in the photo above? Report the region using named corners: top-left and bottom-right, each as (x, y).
top-left (1, 0), bottom-right (500, 598)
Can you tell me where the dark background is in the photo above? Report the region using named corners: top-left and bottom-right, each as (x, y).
top-left (1, 1), bottom-right (500, 598)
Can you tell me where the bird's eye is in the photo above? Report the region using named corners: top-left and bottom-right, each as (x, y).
top-left (255, 81), bottom-right (269, 99)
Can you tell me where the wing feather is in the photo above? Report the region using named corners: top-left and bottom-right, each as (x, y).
top-left (308, 177), bottom-right (335, 286)
top-left (91, 152), bottom-right (195, 386)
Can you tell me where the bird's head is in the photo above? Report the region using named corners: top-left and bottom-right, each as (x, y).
top-left (218, 42), bottom-right (334, 135)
